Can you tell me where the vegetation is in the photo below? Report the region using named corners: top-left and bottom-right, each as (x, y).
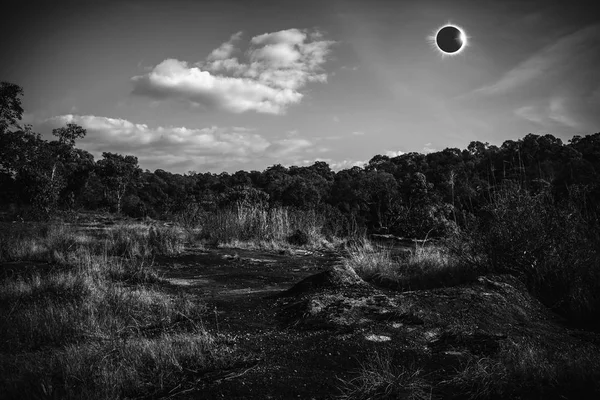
top-left (0, 222), bottom-right (243, 399)
top-left (3, 83), bottom-right (600, 240)
top-left (344, 240), bottom-right (480, 291)
top-left (339, 351), bottom-right (431, 400)
top-left (3, 81), bottom-right (600, 398)
top-left (339, 338), bottom-right (600, 400)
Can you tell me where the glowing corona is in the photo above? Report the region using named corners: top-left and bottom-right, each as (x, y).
top-left (427, 23), bottom-right (469, 58)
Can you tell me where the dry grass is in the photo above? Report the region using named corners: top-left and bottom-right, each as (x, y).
top-left (438, 337), bottom-right (600, 399)
top-left (0, 221), bottom-right (186, 264)
top-left (340, 337), bottom-right (600, 400)
top-left (195, 205), bottom-right (334, 249)
top-left (342, 239), bottom-right (397, 280)
top-left (343, 240), bottom-right (480, 291)
top-left (1, 331), bottom-right (236, 399)
top-left (0, 221), bottom-right (241, 399)
top-left (338, 350), bottom-right (432, 400)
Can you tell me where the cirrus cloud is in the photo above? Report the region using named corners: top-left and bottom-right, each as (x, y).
top-left (131, 28), bottom-right (335, 114)
top-left (471, 24), bottom-right (600, 97)
top-left (470, 23), bottom-right (600, 134)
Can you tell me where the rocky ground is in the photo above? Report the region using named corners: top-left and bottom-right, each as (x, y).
top-left (155, 246), bottom-right (600, 399)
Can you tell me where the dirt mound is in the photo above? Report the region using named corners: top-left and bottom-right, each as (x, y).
top-left (276, 272), bottom-right (595, 359)
top-left (277, 262), bottom-right (368, 298)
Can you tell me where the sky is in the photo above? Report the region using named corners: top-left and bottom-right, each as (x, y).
top-left (2, 0), bottom-right (599, 174)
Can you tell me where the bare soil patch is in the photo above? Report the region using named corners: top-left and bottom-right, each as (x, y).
top-left (153, 246), bottom-right (600, 399)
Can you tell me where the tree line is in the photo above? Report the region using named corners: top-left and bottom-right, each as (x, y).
top-left (2, 81), bottom-right (599, 237)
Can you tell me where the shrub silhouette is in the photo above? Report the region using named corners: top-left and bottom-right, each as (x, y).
top-left (288, 229), bottom-right (309, 246)
top-left (451, 182), bottom-right (600, 328)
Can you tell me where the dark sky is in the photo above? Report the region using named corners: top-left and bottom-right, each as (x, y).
top-left (2, 0), bottom-right (599, 173)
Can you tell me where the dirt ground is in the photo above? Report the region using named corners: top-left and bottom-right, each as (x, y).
top-left (151, 245), bottom-right (600, 399)
top-left (156, 247), bottom-right (368, 399)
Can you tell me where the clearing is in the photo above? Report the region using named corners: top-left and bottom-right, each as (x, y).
top-left (155, 244), bottom-right (600, 399)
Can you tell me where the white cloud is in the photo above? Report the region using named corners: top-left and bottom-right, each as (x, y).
top-left (352, 131), bottom-right (365, 136)
top-left (423, 143), bottom-right (437, 154)
top-left (207, 31), bottom-right (243, 61)
top-left (132, 28), bottom-right (335, 114)
top-left (329, 159), bottom-right (367, 170)
top-left (296, 158), bottom-right (366, 171)
top-left (42, 114), bottom-right (316, 173)
top-left (385, 150), bottom-right (404, 157)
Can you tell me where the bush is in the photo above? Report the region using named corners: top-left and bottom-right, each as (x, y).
top-left (148, 226), bottom-right (184, 255)
top-left (287, 229), bottom-right (309, 246)
top-left (452, 182), bottom-right (600, 327)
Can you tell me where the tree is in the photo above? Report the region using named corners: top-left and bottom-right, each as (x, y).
top-left (46, 124), bottom-right (87, 185)
top-left (306, 161), bottom-right (335, 182)
top-left (96, 153), bottom-right (142, 214)
top-left (52, 123), bottom-right (86, 147)
top-left (0, 82), bottom-right (24, 132)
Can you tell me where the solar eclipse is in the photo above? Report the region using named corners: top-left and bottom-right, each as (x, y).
top-left (428, 24), bottom-right (468, 57)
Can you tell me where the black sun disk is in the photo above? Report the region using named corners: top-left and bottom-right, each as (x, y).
top-left (436, 25), bottom-right (464, 54)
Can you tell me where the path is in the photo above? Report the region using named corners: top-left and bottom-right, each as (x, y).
top-left (155, 247), bottom-right (364, 399)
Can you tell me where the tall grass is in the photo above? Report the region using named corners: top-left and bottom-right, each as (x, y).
top-left (0, 221), bottom-right (240, 399)
top-left (343, 239), bottom-right (479, 291)
top-left (195, 204), bottom-right (332, 248)
top-left (0, 221), bottom-right (186, 264)
top-left (2, 331), bottom-right (228, 400)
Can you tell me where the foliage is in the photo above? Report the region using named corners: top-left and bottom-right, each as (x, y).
top-left (450, 182), bottom-right (600, 327)
top-left (0, 81), bottom-right (24, 132)
top-left (96, 152), bottom-right (142, 214)
top-left (2, 81), bottom-right (600, 265)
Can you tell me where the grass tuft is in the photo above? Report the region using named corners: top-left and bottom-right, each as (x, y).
top-left (338, 350), bottom-right (432, 400)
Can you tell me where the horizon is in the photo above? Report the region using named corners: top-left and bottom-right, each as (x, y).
top-left (2, 0), bottom-right (599, 174)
